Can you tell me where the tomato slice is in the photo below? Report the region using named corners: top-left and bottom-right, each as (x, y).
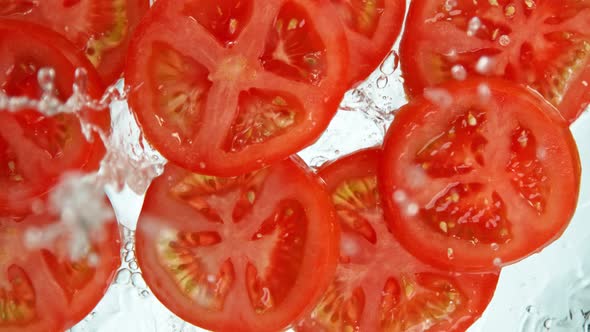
top-left (0, 0), bottom-right (149, 84)
top-left (295, 148), bottom-right (498, 332)
top-left (400, 0), bottom-right (590, 122)
top-left (136, 158), bottom-right (339, 332)
top-left (0, 21), bottom-right (110, 217)
top-left (332, 0), bottom-right (406, 85)
top-left (0, 201), bottom-right (120, 332)
top-left (380, 79), bottom-right (580, 272)
top-left (126, 0), bottom-right (349, 176)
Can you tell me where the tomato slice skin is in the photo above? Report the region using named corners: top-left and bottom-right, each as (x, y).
top-left (0, 199), bottom-right (120, 332)
top-left (380, 79), bottom-right (580, 272)
top-left (0, 20), bottom-right (110, 217)
top-left (126, 0), bottom-right (349, 176)
top-left (332, 0), bottom-right (406, 85)
top-left (0, 0), bottom-right (150, 84)
top-left (400, 0), bottom-right (590, 123)
top-left (136, 157), bottom-right (339, 332)
top-left (296, 148), bottom-right (498, 332)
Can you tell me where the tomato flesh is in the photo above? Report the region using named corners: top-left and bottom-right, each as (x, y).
top-left (0, 21), bottom-right (109, 217)
top-left (296, 148), bottom-right (498, 332)
top-left (0, 202), bottom-right (119, 332)
top-left (126, 0), bottom-right (349, 176)
top-left (380, 79), bottom-right (580, 272)
top-left (0, 0), bottom-right (150, 84)
top-left (400, 0), bottom-right (590, 122)
top-left (333, 0), bottom-right (406, 85)
top-left (136, 158), bottom-right (339, 332)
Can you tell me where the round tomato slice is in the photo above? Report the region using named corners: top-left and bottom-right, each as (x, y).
top-left (0, 201), bottom-right (120, 332)
top-left (295, 148), bottom-right (498, 332)
top-left (400, 0), bottom-right (590, 122)
top-left (136, 158), bottom-right (339, 332)
top-left (332, 0), bottom-right (406, 85)
top-left (126, 0), bottom-right (349, 176)
top-left (0, 0), bottom-right (150, 84)
top-left (0, 21), bottom-right (110, 217)
top-left (380, 79), bottom-right (580, 272)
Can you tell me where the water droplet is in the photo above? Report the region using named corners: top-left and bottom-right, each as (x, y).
top-left (467, 17), bottom-right (482, 36)
top-left (451, 65), bottom-right (467, 81)
top-left (406, 203), bottom-right (419, 216)
top-left (37, 67), bottom-right (56, 93)
top-left (140, 290), bottom-right (150, 297)
top-left (376, 75), bottom-right (389, 89)
top-left (476, 56), bottom-right (494, 74)
top-left (493, 257), bottom-right (502, 266)
top-left (125, 241), bottom-right (134, 251)
top-left (393, 190), bottom-right (407, 203)
top-left (491, 243), bottom-right (500, 251)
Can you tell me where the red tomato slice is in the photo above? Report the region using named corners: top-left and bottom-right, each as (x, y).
top-left (333, 0), bottom-right (406, 85)
top-left (0, 201), bottom-right (120, 332)
top-left (0, 20), bottom-right (110, 217)
top-left (380, 79), bottom-right (580, 272)
top-left (400, 0), bottom-right (590, 122)
top-left (0, 0), bottom-right (150, 84)
top-left (126, 0), bottom-right (349, 176)
top-left (136, 158), bottom-right (340, 332)
top-left (296, 148), bottom-right (498, 332)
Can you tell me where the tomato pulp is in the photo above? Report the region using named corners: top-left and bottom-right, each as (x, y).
top-left (126, 0), bottom-right (349, 176)
top-left (380, 79), bottom-right (580, 271)
top-left (136, 158), bottom-right (340, 332)
top-left (0, 201), bottom-right (120, 332)
top-left (297, 148), bottom-right (498, 331)
top-left (0, 0), bottom-right (150, 84)
top-left (401, 0), bottom-right (590, 122)
top-left (0, 20), bottom-right (110, 217)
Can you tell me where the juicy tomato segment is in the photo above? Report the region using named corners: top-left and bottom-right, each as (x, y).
top-left (0, 21), bottom-right (109, 216)
top-left (332, 0), bottom-right (406, 84)
top-left (0, 202), bottom-right (119, 332)
top-left (0, 0), bottom-right (150, 83)
top-left (126, 0), bottom-right (348, 176)
top-left (296, 148), bottom-right (498, 332)
top-left (380, 79), bottom-right (580, 272)
top-left (136, 158), bottom-right (339, 332)
top-left (400, 0), bottom-right (590, 122)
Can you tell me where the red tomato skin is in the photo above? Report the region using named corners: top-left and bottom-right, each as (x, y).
top-left (379, 78), bottom-right (580, 272)
top-left (125, 0), bottom-right (350, 177)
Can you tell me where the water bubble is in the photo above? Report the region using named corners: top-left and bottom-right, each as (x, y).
top-left (393, 190), bottom-right (407, 203)
top-left (125, 250), bottom-right (135, 262)
top-left (131, 272), bottom-right (147, 289)
top-left (406, 203), bottom-right (419, 216)
top-left (129, 261), bottom-right (139, 270)
top-left (493, 257), bottom-right (503, 266)
top-left (376, 75), bottom-right (389, 89)
top-left (115, 269), bottom-right (132, 284)
top-left (379, 51), bottom-right (399, 76)
top-left (491, 243), bottom-right (500, 251)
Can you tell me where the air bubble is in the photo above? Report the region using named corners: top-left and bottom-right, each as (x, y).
top-left (115, 269), bottom-right (132, 284)
top-left (406, 203), bottom-right (419, 216)
top-left (393, 190), bottom-right (407, 203)
top-left (493, 257), bottom-right (503, 266)
top-left (379, 51), bottom-right (399, 76)
top-left (491, 243), bottom-right (500, 251)
top-left (125, 250), bottom-right (135, 262)
top-left (376, 75), bottom-right (388, 89)
top-left (37, 67), bottom-right (56, 93)
top-left (131, 272), bottom-right (147, 289)
top-left (129, 261), bottom-right (139, 270)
